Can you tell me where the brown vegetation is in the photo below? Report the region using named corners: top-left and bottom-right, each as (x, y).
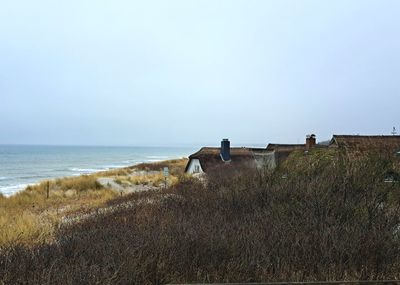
top-left (0, 176), bottom-right (116, 246)
top-left (133, 158), bottom-right (188, 176)
top-left (97, 158), bottom-right (187, 188)
top-left (0, 159), bottom-right (188, 247)
top-left (0, 152), bottom-right (399, 284)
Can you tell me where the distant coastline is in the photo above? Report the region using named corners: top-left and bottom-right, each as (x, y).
top-left (0, 145), bottom-right (194, 196)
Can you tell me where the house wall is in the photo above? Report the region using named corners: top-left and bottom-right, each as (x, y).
top-left (253, 152), bottom-right (277, 169)
top-left (264, 152), bottom-right (277, 169)
top-left (186, 159), bottom-right (204, 174)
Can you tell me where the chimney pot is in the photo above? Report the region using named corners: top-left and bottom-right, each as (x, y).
top-left (306, 134), bottom-right (316, 150)
top-left (220, 139), bottom-right (231, 161)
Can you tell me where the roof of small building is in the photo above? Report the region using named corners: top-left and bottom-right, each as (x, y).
top-left (330, 135), bottom-right (400, 152)
top-left (265, 144), bottom-right (306, 152)
top-left (186, 147), bottom-right (262, 172)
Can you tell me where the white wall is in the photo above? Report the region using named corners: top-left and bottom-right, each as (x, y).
top-left (253, 152), bottom-right (277, 169)
top-left (186, 159), bottom-right (204, 174)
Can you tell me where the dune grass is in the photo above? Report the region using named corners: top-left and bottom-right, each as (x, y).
top-left (0, 176), bottom-right (117, 246)
top-left (114, 172), bottom-right (180, 187)
top-left (97, 158), bottom-right (187, 187)
top-left (133, 158), bottom-right (188, 176)
top-left (94, 158), bottom-right (188, 178)
top-left (0, 158), bottom-right (188, 247)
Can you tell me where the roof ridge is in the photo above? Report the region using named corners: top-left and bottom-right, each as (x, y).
top-left (268, 143), bottom-right (306, 145)
top-left (333, 134), bottom-right (400, 137)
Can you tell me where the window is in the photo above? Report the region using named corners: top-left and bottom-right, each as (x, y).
top-left (194, 165), bottom-right (200, 173)
top-left (384, 171), bottom-right (400, 183)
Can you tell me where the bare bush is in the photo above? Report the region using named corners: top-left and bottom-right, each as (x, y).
top-left (0, 152), bottom-right (399, 284)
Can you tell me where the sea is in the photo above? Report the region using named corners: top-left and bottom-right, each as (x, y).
top-left (0, 145), bottom-right (195, 196)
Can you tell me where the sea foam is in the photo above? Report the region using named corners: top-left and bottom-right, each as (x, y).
top-left (0, 184), bottom-right (29, 197)
top-left (146, 156), bottom-right (169, 159)
top-left (69, 168), bottom-right (105, 173)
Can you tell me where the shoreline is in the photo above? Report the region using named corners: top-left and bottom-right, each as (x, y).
top-left (0, 157), bottom-right (188, 246)
top-left (0, 156), bottom-right (188, 197)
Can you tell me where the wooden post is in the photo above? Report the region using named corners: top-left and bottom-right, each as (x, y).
top-left (46, 181), bottom-right (50, 199)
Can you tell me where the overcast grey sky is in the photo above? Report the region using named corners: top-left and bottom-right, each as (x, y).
top-left (1, 0), bottom-right (399, 147)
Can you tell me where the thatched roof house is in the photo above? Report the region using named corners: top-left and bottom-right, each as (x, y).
top-left (329, 135), bottom-right (400, 155)
top-left (185, 136), bottom-right (320, 174)
top-left (185, 134), bottom-right (400, 176)
top-left (263, 134), bottom-right (330, 168)
top-left (184, 146), bottom-right (262, 174)
top-left (265, 144), bottom-right (306, 152)
top-left (265, 144), bottom-right (306, 166)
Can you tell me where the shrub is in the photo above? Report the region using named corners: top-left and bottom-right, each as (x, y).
top-left (0, 154), bottom-right (399, 284)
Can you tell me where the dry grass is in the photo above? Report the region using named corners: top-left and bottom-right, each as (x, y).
top-left (115, 172), bottom-right (179, 187)
top-left (0, 159), bottom-right (188, 247)
top-left (94, 159), bottom-right (188, 178)
top-left (97, 158), bottom-right (187, 187)
top-left (0, 176), bottom-right (117, 246)
top-left (133, 158), bottom-right (188, 176)
top-left (0, 207), bottom-right (55, 246)
top-left (95, 167), bottom-right (133, 177)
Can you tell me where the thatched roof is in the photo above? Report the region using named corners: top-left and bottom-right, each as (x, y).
top-left (266, 144), bottom-right (306, 152)
top-left (330, 135), bottom-right (400, 153)
top-left (186, 147), bottom-right (261, 172)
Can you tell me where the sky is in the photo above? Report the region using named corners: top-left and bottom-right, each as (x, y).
top-left (0, 0), bottom-right (399, 147)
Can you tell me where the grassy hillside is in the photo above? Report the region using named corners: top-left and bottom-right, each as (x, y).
top-left (0, 176), bottom-right (116, 246)
top-left (0, 152), bottom-right (399, 284)
top-left (0, 159), bottom-right (187, 246)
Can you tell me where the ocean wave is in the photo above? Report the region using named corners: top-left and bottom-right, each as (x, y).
top-left (122, 160), bottom-right (137, 164)
top-left (0, 177), bottom-right (7, 181)
top-left (146, 156), bottom-right (169, 159)
top-left (69, 168), bottom-right (105, 173)
top-left (146, 159), bottom-right (164, 162)
top-left (69, 164), bottom-right (136, 173)
top-left (18, 175), bottom-right (48, 180)
top-left (0, 184), bottom-right (29, 197)
top-left (103, 165), bottom-right (126, 169)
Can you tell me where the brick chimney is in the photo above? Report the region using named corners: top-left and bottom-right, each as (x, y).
top-left (220, 139), bottom-right (231, 161)
top-left (306, 134), bottom-right (316, 150)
